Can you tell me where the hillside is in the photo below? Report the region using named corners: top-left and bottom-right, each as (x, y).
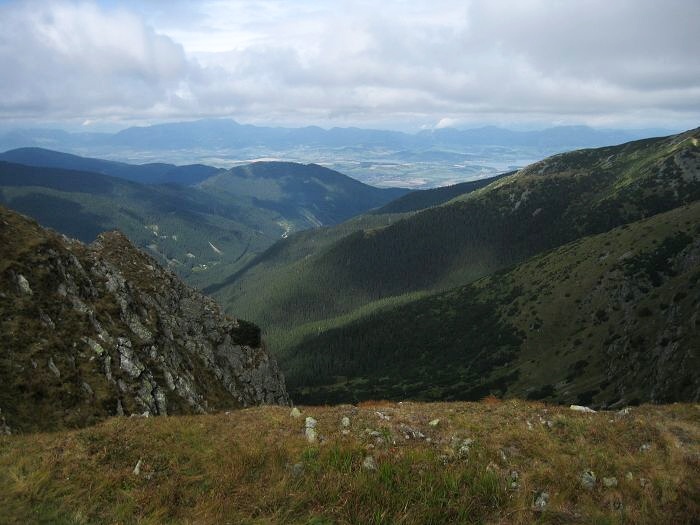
top-left (280, 201), bottom-right (700, 406)
top-left (202, 176), bottom-right (521, 300)
top-left (212, 128), bottom-right (700, 343)
top-left (0, 206), bottom-right (287, 433)
top-left (0, 161), bottom-right (283, 279)
top-left (1, 401), bottom-right (697, 524)
top-left (0, 147), bottom-right (221, 185)
top-left (0, 157), bottom-right (409, 288)
top-left (370, 172), bottom-right (510, 214)
top-left (197, 161), bottom-right (409, 227)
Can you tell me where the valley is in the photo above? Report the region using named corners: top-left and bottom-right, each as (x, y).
top-left (1, 120), bottom-right (674, 189)
top-left (2, 128), bottom-right (698, 412)
top-left (207, 129), bottom-right (700, 408)
top-left (0, 153), bottom-right (407, 288)
top-left (1, 2), bottom-right (698, 522)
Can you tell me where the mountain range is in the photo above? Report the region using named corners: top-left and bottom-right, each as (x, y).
top-left (0, 119), bottom-right (675, 153)
top-left (0, 149), bottom-right (407, 287)
top-left (205, 128), bottom-right (700, 406)
top-left (1, 127), bottom-right (698, 412)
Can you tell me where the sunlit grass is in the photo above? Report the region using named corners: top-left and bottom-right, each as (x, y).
top-left (1, 400), bottom-right (698, 524)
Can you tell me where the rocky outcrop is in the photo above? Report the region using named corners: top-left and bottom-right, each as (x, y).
top-left (0, 206), bottom-right (287, 432)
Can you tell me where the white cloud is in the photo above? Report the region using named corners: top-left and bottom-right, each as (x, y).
top-left (0, 0), bottom-right (190, 118)
top-left (0, 0), bottom-right (698, 129)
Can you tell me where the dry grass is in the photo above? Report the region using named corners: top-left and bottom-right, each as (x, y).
top-left (1, 401), bottom-right (698, 524)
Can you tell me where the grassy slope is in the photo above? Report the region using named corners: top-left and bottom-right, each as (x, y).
top-left (282, 201), bottom-right (700, 406)
top-left (215, 129), bottom-right (700, 341)
top-left (1, 401), bottom-right (697, 524)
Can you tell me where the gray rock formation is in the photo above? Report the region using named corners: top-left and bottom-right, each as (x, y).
top-left (0, 206), bottom-right (288, 432)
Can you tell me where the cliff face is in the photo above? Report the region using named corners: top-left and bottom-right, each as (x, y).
top-left (0, 206), bottom-right (287, 433)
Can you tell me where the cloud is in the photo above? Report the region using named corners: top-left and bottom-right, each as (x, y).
top-left (0, 0), bottom-right (190, 119)
top-left (0, 0), bottom-right (698, 129)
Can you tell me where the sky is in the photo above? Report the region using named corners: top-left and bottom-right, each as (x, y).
top-left (0, 0), bottom-right (698, 132)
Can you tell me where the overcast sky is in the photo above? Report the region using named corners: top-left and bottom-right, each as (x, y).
top-left (0, 0), bottom-right (698, 131)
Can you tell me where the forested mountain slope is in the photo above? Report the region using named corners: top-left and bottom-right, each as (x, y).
top-left (214, 129), bottom-right (700, 341)
top-left (0, 206), bottom-right (287, 433)
top-left (0, 157), bottom-right (410, 288)
top-left (282, 201), bottom-right (700, 406)
top-left (197, 161), bottom-right (408, 227)
top-left (0, 147), bottom-right (221, 185)
top-left (371, 172), bottom-right (510, 214)
top-left (0, 161), bottom-right (283, 279)
top-left (202, 173), bottom-right (507, 300)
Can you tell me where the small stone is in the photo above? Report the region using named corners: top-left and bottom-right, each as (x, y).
top-left (376, 411), bottom-right (390, 421)
top-left (455, 438), bottom-right (473, 457)
top-left (625, 472), bottom-right (634, 481)
top-left (48, 357), bottom-right (61, 378)
top-left (400, 425), bottom-right (425, 440)
top-left (133, 459), bottom-right (143, 475)
top-left (362, 456), bottom-right (377, 471)
top-left (603, 477), bottom-right (618, 488)
top-left (81, 382), bottom-right (94, 397)
top-left (85, 338), bottom-right (105, 356)
top-left (341, 416), bottom-right (350, 427)
top-left (305, 427), bottom-right (317, 443)
top-left (539, 418), bottom-right (553, 428)
top-left (639, 443), bottom-right (651, 452)
top-left (16, 274), bottom-right (32, 295)
top-left (581, 470), bottom-right (597, 490)
top-left (305, 416), bottom-right (317, 429)
top-left (428, 419), bottom-right (440, 427)
top-left (639, 478), bottom-right (650, 487)
top-left (616, 407), bottom-right (631, 417)
top-left (341, 429), bottom-right (350, 435)
top-left (570, 405), bottom-right (596, 413)
top-left (526, 420), bottom-right (534, 431)
top-left (290, 407), bottom-right (301, 418)
top-left (532, 491), bottom-right (549, 511)
top-left (290, 462), bottom-right (304, 478)
top-left (39, 311), bottom-right (54, 329)
top-left (509, 470), bottom-right (519, 490)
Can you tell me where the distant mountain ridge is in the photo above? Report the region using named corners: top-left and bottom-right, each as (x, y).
top-left (0, 119), bottom-right (676, 153)
top-left (0, 147), bottom-right (221, 185)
